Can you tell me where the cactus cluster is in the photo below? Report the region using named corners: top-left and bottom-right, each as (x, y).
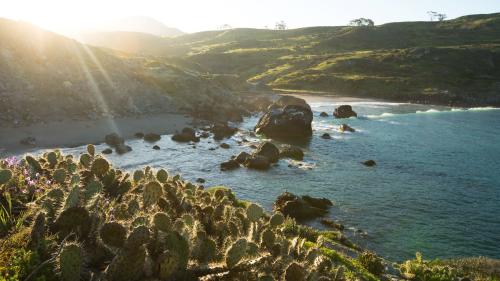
top-left (0, 149), bottom-right (357, 281)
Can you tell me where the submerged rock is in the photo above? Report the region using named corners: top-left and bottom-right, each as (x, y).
top-left (152, 145), bottom-right (160, 150)
top-left (19, 136), bottom-right (36, 146)
top-left (135, 132), bottom-right (145, 138)
top-left (320, 219), bottom-right (345, 231)
top-left (279, 145), bottom-right (304, 161)
top-left (211, 123), bottom-right (238, 140)
top-left (255, 96), bottom-right (313, 139)
top-left (102, 148), bottom-right (113, 154)
top-left (254, 142), bottom-right (280, 163)
top-left (333, 105), bottom-right (357, 119)
top-left (363, 160), bottom-right (376, 166)
top-left (115, 144), bottom-right (132, 155)
top-left (339, 124), bottom-right (355, 133)
top-left (319, 112), bottom-right (329, 117)
top-left (321, 133), bottom-right (332, 139)
top-left (274, 192), bottom-right (332, 220)
top-left (220, 143), bottom-right (230, 149)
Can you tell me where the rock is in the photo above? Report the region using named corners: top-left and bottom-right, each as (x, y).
top-left (196, 178), bottom-right (206, 183)
top-left (302, 195), bottom-right (333, 210)
top-left (339, 124), bottom-right (355, 133)
top-left (254, 142), bottom-right (280, 163)
top-left (255, 96), bottom-right (313, 139)
top-left (319, 112), bottom-right (329, 117)
top-left (115, 144), bottom-right (132, 155)
top-left (172, 127), bottom-right (200, 143)
top-left (333, 105), bottom-right (357, 119)
top-left (19, 137), bottom-right (36, 146)
top-left (321, 133), bottom-right (332, 139)
top-left (235, 152), bottom-right (251, 164)
top-left (320, 219), bottom-right (344, 231)
top-left (279, 145), bottom-right (304, 160)
top-left (211, 123), bottom-right (238, 140)
top-left (144, 133), bottom-right (161, 142)
top-left (199, 132), bottom-right (210, 138)
top-left (102, 148), bottom-right (113, 154)
top-left (220, 143), bottom-right (230, 149)
top-left (105, 133), bottom-right (124, 147)
top-left (135, 132), bottom-right (144, 138)
top-left (152, 145), bottom-right (160, 150)
top-left (220, 160), bottom-right (240, 171)
top-left (363, 160), bottom-right (376, 166)
top-left (274, 192), bottom-right (332, 220)
top-left (244, 155), bottom-right (270, 170)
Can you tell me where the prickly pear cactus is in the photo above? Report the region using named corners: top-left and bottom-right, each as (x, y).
top-left (156, 169), bottom-right (169, 183)
top-left (152, 212), bottom-right (171, 232)
top-left (26, 155), bottom-right (42, 172)
top-left (80, 153), bottom-right (91, 168)
top-left (261, 228), bottom-right (275, 249)
top-left (225, 238), bottom-right (248, 268)
top-left (59, 243), bottom-right (86, 281)
top-left (53, 169), bottom-right (67, 184)
top-left (83, 180), bottom-right (103, 200)
top-left (246, 203), bottom-right (264, 222)
top-left (100, 222), bottom-right (127, 248)
top-left (158, 250), bottom-right (180, 280)
top-left (87, 144), bottom-right (95, 156)
top-left (54, 207), bottom-right (91, 239)
top-left (143, 181), bottom-right (163, 209)
top-left (0, 169), bottom-right (12, 185)
top-left (133, 170), bottom-right (144, 182)
top-left (47, 151), bottom-right (58, 167)
top-left (91, 158), bottom-right (110, 176)
top-left (105, 245), bottom-right (146, 281)
top-left (64, 186), bottom-right (80, 209)
top-left (285, 262), bottom-right (306, 281)
top-left (30, 212), bottom-right (46, 250)
top-left (269, 212), bottom-right (285, 227)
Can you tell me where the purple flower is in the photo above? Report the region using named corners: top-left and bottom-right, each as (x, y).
top-left (4, 156), bottom-right (19, 167)
top-left (28, 179), bottom-right (36, 186)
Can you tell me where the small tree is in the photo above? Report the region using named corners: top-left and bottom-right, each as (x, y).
top-left (275, 21), bottom-right (287, 30)
top-left (348, 18), bottom-right (374, 27)
top-left (427, 11), bottom-right (447, 22)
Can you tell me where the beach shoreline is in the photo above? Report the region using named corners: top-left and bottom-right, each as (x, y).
top-left (0, 112), bottom-right (193, 156)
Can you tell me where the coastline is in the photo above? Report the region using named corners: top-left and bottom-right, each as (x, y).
top-left (0, 112), bottom-right (193, 156)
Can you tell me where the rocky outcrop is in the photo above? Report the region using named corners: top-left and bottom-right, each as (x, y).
top-left (254, 142), bottom-right (280, 163)
top-left (274, 192), bottom-right (332, 220)
top-left (279, 145), bottom-right (304, 161)
top-left (363, 160), bottom-right (376, 166)
top-left (339, 124), bottom-right (355, 133)
top-left (220, 159), bottom-right (240, 171)
top-left (172, 128), bottom-right (200, 143)
top-left (144, 133), bottom-right (161, 142)
top-left (210, 123), bottom-right (238, 140)
top-left (105, 133), bottom-right (124, 147)
top-left (255, 96), bottom-right (313, 139)
top-left (321, 133), bottom-right (332, 139)
top-left (244, 155), bottom-right (270, 170)
top-left (235, 152), bottom-right (251, 164)
top-left (333, 105), bottom-right (357, 119)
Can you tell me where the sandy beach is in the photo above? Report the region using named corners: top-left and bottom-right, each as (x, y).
top-left (0, 113), bottom-right (192, 156)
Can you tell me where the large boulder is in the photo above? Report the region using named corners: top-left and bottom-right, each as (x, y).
top-left (255, 96), bottom-right (313, 139)
top-left (220, 160), bottom-right (240, 171)
top-left (254, 142), bottom-right (280, 163)
top-left (274, 192), bottom-right (332, 220)
top-left (211, 123), bottom-right (238, 140)
top-left (333, 105), bottom-right (357, 119)
top-left (235, 152), bottom-right (251, 164)
top-left (105, 133), bottom-right (124, 147)
top-left (172, 128), bottom-right (200, 143)
top-left (144, 133), bottom-right (161, 142)
top-left (279, 145), bottom-right (304, 161)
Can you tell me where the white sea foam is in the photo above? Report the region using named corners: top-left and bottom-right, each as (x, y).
top-left (416, 109), bottom-right (440, 114)
top-left (467, 107), bottom-right (500, 111)
top-left (366, 112), bottom-right (397, 119)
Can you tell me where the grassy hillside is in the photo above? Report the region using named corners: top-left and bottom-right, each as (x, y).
top-left (82, 13), bottom-right (500, 106)
top-left (0, 19), bottom-right (250, 126)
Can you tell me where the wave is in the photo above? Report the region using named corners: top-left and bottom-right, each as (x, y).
top-left (366, 106), bottom-right (500, 119)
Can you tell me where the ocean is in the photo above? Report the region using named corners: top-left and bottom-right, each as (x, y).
top-left (37, 95), bottom-right (500, 261)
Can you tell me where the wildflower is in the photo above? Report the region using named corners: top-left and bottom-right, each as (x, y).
top-left (28, 179), bottom-right (36, 186)
top-left (46, 180), bottom-right (52, 185)
top-left (4, 156), bottom-right (19, 167)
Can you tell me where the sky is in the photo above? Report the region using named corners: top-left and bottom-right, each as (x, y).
top-left (1, 0), bottom-right (499, 34)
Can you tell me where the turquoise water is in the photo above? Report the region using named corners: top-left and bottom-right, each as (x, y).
top-left (32, 96), bottom-right (500, 261)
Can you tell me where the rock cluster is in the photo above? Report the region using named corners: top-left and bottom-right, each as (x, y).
top-left (274, 192), bottom-right (333, 220)
top-left (333, 105), bottom-right (357, 119)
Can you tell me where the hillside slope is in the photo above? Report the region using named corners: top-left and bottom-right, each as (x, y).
top-left (0, 19), bottom-right (248, 127)
top-left (81, 13), bottom-right (500, 106)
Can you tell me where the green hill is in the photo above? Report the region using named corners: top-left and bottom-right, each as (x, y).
top-left (82, 13), bottom-right (500, 106)
top-left (0, 19), bottom-right (250, 126)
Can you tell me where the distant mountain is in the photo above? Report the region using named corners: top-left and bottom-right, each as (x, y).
top-left (98, 16), bottom-right (184, 37)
